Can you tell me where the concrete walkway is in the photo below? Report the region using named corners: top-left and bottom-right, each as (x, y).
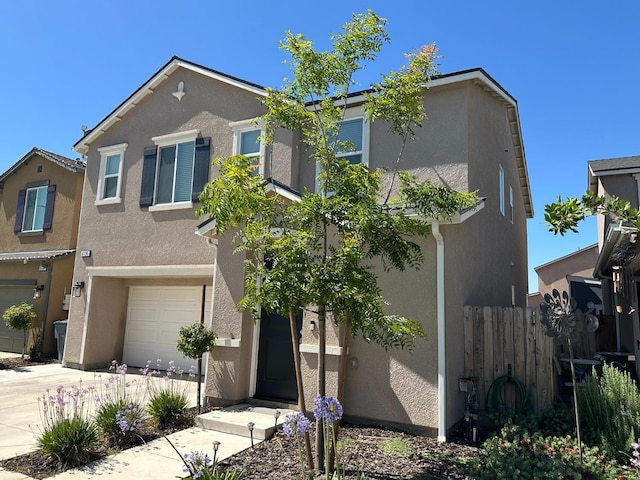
top-left (0, 360), bottom-right (281, 480)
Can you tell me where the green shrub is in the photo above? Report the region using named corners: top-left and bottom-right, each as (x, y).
top-left (474, 422), bottom-right (621, 479)
top-left (579, 363), bottom-right (640, 458)
top-left (38, 417), bottom-right (100, 467)
top-left (148, 390), bottom-right (190, 430)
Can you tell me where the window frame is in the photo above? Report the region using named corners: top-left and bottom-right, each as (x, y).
top-left (96, 143), bottom-right (127, 205)
top-left (499, 165), bottom-right (505, 216)
top-left (149, 130), bottom-right (198, 212)
top-left (315, 107), bottom-right (370, 192)
top-left (509, 185), bottom-right (514, 223)
top-left (230, 120), bottom-right (265, 176)
top-left (22, 185), bottom-right (48, 232)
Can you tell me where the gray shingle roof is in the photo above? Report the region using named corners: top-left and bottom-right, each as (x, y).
top-left (588, 155), bottom-right (640, 174)
top-left (0, 147), bottom-right (85, 187)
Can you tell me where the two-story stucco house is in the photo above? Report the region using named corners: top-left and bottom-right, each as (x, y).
top-left (64, 57), bottom-right (532, 439)
top-left (0, 148), bottom-right (84, 355)
top-left (586, 156), bottom-right (640, 376)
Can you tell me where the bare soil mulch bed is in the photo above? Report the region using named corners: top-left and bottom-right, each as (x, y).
top-left (219, 424), bottom-right (478, 480)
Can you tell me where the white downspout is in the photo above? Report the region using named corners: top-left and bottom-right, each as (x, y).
top-left (433, 221), bottom-right (447, 442)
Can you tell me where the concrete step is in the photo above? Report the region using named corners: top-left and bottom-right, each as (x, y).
top-left (195, 404), bottom-right (297, 440)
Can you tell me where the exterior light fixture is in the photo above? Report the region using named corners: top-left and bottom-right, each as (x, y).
top-left (247, 422), bottom-right (255, 448)
top-left (72, 281), bottom-right (85, 297)
top-left (33, 285), bottom-right (45, 300)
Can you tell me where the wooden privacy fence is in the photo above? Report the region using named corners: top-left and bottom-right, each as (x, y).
top-left (463, 306), bottom-right (554, 413)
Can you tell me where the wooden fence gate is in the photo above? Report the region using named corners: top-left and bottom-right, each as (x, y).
top-left (463, 306), bottom-right (554, 413)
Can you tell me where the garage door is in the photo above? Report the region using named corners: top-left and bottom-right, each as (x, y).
top-left (0, 286), bottom-right (36, 353)
top-left (123, 286), bottom-right (212, 372)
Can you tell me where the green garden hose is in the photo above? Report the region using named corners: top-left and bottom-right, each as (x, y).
top-left (487, 374), bottom-right (532, 413)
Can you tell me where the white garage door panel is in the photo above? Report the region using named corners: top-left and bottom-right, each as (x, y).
top-left (123, 286), bottom-right (212, 372)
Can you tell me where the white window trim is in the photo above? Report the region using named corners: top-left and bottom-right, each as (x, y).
top-left (96, 143), bottom-right (127, 205)
top-left (315, 106), bottom-right (370, 192)
top-left (499, 165), bottom-right (505, 216)
top-left (22, 185), bottom-right (47, 232)
top-left (148, 201), bottom-right (193, 212)
top-left (230, 119), bottom-right (265, 176)
top-left (509, 185), bottom-right (514, 223)
top-left (151, 129), bottom-right (198, 207)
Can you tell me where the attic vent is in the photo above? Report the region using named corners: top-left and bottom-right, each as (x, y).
top-left (172, 81), bottom-right (186, 101)
top-left (37, 165), bottom-right (43, 173)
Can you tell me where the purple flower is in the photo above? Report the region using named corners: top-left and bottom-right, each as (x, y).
top-left (115, 403), bottom-right (144, 432)
top-left (313, 395), bottom-right (343, 423)
top-left (182, 451), bottom-right (213, 479)
top-left (283, 412), bottom-right (310, 438)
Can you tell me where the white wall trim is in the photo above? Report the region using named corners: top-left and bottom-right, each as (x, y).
top-left (86, 264), bottom-right (214, 278)
top-left (432, 222), bottom-right (447, 442)
top-left (299, 343), bottom-right (343, 356)
top-left (148, 201), bottom-right (194, 212)
top-left (214, 338), bottom-right (241, 347)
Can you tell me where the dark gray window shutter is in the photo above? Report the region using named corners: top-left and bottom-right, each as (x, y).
top-left (43, 185), bottom-right (56, 230)
top-left (192, 137), bottom-right (211, 202)
top-left (14, 189), bottom-right (26, 233)
top-left (140, 145), bottom-right (158, 207)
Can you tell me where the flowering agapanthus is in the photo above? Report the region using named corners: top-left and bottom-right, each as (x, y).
top-left (313, 395), bottom-right (343, 423)
top-left (115, 403), bottom-right (144, 432)
top-left (283, 412), bottom-right (310, 438)
top-left (182, 450), bottom-right (213, 479)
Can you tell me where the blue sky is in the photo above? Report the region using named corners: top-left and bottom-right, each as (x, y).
top-left (1, 1), bottom-right (638, 292)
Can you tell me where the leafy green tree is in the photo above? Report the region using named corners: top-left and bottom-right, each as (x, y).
top-left (545, 190), bottom-right (640, 235)
top-left (176, 323), bottom-right (217, 412)
top-left (2, 303), bottom-right (36, 359)
top-left (198, 10), bottom-right (478, 471)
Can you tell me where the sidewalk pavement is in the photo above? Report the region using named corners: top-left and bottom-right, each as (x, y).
top-left (0, 360), bottom-right (255, 480)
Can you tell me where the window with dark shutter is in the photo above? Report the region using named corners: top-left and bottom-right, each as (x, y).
top-left (14, 189), bottom-right (26, 233)
top-left (140, 145), bottom-right (158, 207)
top-left (192, 137), bottom-right (211, 202)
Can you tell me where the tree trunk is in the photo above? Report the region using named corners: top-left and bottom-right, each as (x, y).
top-left (197, 357), bottom-right (202, 413)
top-left (289, 307), bottom-right (313, 471)
top-left (316, 303), bottom-right (326, 471)
top-left (329, 317), bottom-right (351, 471)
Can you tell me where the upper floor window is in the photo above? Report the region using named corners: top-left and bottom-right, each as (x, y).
top-left (509, 185), bottom-right (514, 223)
top-left (97, 143), bottom-right (127, 205)
top-left (231, 120), bottom-right (265, 175)
top-left (14, 183), bottom-right (56, 235)
top-left (139, 130), bottom-right (211, 211)
top-left (499, 165), bottom-right (505, 216)
top-left (334, 117), bottom-right (366, 165)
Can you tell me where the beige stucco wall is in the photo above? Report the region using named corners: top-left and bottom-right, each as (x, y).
top-left (0, 153), bottom-right (83, 355)
top-left (64, 66), bottom-right (296, 369)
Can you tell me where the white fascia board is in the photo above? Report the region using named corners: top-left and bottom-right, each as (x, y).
top-left (74, 59), bottom-right (267, 154)
top-left (266, 183), bottom-right (301, 202)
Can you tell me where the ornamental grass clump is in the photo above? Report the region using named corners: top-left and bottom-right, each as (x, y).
top-left (37, 382), bottom-right (100, 467)
top-left (146, 359), bottom-right (192, 430)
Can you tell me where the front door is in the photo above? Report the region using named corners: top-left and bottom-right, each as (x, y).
top-left (254, 309), bottom-right (302, 402)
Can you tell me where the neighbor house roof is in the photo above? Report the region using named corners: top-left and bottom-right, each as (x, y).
top-left (0, 249), bottom-right (76, 263)
top-left (588, 155), bottom-right (640, 192)
top-left (0, 148), bottom-right (85, 190)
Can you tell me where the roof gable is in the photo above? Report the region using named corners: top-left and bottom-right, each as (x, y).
top-left (588, 155), bottom-right (640, 192)
top-left (73, 56), bottom-right (269, 155)
top-left (0, 147), bottom-right (85, 190)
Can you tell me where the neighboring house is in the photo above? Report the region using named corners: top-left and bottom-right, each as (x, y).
top-left (0, 148), bottom-right (84, 355)
top-left (64, 57), bottom-right (532, 440)
top-left (528, 245), bottom-right (602, 313)
top-left (587, 156), bottom-right (640, 373)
